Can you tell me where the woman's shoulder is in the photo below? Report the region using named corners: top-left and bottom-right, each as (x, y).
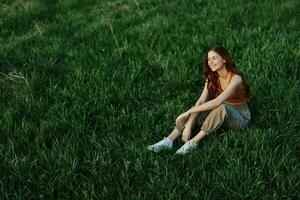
top-left (230, 73), bottom-right (242, 82)
top-left (228, 73), bottom-right (243, 89)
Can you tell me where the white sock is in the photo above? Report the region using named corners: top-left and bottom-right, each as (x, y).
top-left (165, 137), bottom-right (173, 146)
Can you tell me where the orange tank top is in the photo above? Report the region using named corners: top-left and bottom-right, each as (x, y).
top-left (217, 72), bottom-right (249, 105)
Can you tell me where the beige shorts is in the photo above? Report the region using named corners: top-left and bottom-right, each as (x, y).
top-left (175, 102), bottom-right (251, 135)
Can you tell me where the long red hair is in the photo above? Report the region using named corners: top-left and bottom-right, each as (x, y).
top-left (202, 46), bottom-right (250, 99)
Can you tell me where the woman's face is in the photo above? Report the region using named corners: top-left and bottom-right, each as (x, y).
top-left (207, 50), bottom-right (226, 72)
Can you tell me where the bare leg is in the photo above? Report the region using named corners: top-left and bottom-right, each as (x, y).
top-left (168, 112), bottom-right (200, 141)
top-left (191, 130), bottom-right (206, 144)
top-left (167, 128), bottom-right (180, 141)
top-left (181, 112), bottom-right (200, 142)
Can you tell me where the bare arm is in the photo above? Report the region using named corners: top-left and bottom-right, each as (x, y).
top-left (188, 75), bottom-right (243, 114)
top-left (195, 80), bottom-right (209, 106)
top-left (176, 80), bottom-right (209, 126)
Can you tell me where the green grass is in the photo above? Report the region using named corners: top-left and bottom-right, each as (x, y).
top-left (0, 0), bottom-right (299, 199)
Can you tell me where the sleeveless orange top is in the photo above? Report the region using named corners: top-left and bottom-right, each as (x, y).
top-left (217, 72), bottom-right (249, 105)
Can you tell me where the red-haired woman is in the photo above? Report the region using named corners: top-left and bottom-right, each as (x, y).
top-left (148, 46), bottom-right (251, 155)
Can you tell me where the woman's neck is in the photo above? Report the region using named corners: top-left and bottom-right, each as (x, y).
top-left (217, 66), bottom-right (230, 80)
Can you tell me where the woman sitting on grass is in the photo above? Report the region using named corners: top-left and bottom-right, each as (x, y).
top-left (148, 46), bottom-right (251, 155)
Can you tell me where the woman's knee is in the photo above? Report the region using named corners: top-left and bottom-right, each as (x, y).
top-left (212, 104), bottom-right (227, 115)
top-left (202, 104), bottom-right (228, 127)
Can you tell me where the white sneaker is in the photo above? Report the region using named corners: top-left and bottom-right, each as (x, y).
top-left (147, 137), bottom-right (173, 153)
top-left (175, 140), bottom-right (198, 155)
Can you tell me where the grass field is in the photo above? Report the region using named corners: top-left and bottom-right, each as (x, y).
top-left (0, 0), bottom-right (300, 199)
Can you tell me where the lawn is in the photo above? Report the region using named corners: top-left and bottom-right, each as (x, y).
top-left (0, 0), bottom-right (299, 199)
